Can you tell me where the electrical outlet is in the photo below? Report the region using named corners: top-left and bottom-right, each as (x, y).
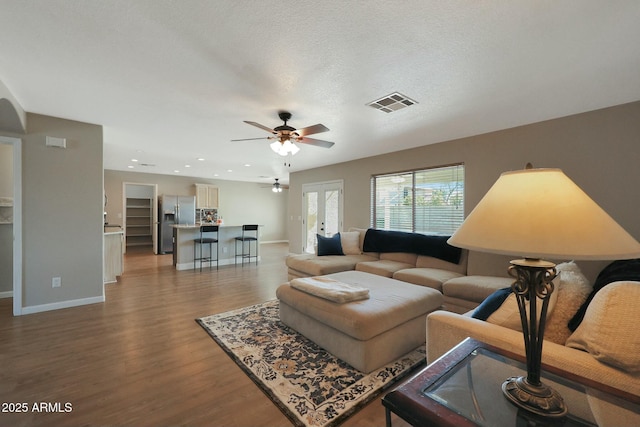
top-left (52, 277), bottom-right (61, 288)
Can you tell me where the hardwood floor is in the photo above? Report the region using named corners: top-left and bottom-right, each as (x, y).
top-left (0, 243), bottom-right (411, 426)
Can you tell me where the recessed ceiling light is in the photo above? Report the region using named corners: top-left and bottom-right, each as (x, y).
top-left (185, 164), bottom-right (191, 168)
top-left (128, 165), bottom-right (134, 169)
top-left (174, 170), bottom-right (180, 173)
top-left (227, 169), bottom-right (233, 173)
top-left (197, 158), bottom-right (205, 161)
top-left (213, 173), bottom-right (219, 177)
top-left (244, 164), bottom-right (251, 167)
top-left (131, 158), bottom-right (138, 162)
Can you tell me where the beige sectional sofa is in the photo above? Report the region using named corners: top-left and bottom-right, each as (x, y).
top-left (286, 228), bottom-right (513, 313)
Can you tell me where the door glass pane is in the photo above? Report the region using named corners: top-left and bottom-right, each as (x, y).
top-left (305, 191), bottom-right (318, 253)
top-left (324, 189), bottom-right (339, 237)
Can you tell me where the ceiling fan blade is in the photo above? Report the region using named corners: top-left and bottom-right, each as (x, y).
top-left (297, 137), bottom-right (335, 148)
top-left (230, 137), bottom-right (270, 142)
top-left (296, 123), bottom-right (329, 137)
top-left (244, 121), bottom-right (276, 134)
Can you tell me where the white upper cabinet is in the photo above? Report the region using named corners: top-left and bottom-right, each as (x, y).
top-left (195, 184), bottom-right (219, 209)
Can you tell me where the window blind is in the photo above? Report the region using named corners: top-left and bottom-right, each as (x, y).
top-left (371, 164), bottom-right (464, 235)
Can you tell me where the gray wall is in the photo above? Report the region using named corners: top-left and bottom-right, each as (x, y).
top-left (22, 113), bottom-right (104, 309)
top-left (104, 170), bottom-right (289, 243)
top-left (290, 101), bottom-right (640, 282)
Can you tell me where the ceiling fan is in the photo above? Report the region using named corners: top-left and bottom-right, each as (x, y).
top-left (232, 111), bottom-right (335, 156)
top-left (272, 178), bottom-right (285, 193)
top-left (259, 178), bottom-right (289, 192)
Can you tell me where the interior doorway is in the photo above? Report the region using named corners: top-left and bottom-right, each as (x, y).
top-left (123, 182), bottom-right (158, 255)
top-left (0, 135), bottom-right (22, 315)
top-left (302, 180), bottom-right (344, 254)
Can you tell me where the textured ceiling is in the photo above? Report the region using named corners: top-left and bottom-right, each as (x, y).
top-left (1, 1), bottom-right (640, 185)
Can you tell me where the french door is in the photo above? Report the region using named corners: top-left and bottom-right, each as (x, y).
top-left (302, 180), bottom-right (344, 253)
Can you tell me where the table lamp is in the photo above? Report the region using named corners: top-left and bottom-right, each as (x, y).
top-left (448, 164), bottom-right (640, 418)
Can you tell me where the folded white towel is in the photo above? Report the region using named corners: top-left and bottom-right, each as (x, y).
top-left (290, 276), bottom-right (370, 303)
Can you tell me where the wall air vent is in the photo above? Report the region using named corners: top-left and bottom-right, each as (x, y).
top-left (366, 92), bottom-right (418, 113)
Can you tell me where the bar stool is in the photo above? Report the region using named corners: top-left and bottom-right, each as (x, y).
top-left (234, 224), bottom-right (259, 265)
top-left (193, 225), bottom-right (219, 271)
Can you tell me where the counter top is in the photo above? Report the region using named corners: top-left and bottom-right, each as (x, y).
top-left (104, 230), bottom-right (124, 235)
top-left (173, 223), bottom-right (257, 229)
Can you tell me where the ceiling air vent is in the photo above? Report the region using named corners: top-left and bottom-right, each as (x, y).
top-left (366, 92), bottom-right (418, 113)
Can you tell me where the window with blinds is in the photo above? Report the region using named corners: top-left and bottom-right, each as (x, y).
top-left (371, 164), bottom-right (464, 235)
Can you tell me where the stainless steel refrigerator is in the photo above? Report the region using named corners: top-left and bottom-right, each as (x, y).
top-left (158, 195), bottom-right (196, 254)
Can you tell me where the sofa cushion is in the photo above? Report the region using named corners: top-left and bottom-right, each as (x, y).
top-left (286, 253), bottom-right (377, 276)
top-left (566, 281), bottom-right (640, 373)
top-left (393, 268), bottom-right (465, 292)
top-left (569, 258), bottom-right (640, 331)
top-left (483, 284), bottom-right (558, 331)
top-left (416, 249), bottom-right (468, 275)
top-left (356, 259), bottom-right (415, 278)
top-left (544, 261), bottom-right (592, 345)
top-left (317, 233), bottom-right (344, 256)
top-left (340, 231), bottom-right (362, 255)
top-left (380, 252), bottom-right (418, 264)
top-left (443, 275), bottom-right (514, 304)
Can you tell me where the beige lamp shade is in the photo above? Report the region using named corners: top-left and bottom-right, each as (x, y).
top-left (448, 168), bottom-right (640, 260)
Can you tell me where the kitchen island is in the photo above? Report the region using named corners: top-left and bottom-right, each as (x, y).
top-left (104, 229), bottom-right (124, 283)
top-left (172, 224), bottom-right (260, 270)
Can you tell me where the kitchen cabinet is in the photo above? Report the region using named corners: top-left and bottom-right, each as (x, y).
top-left (195, 184), bottom-right (219, 209)
top-left (125, 197), bottom-right (153, 247)
top-left (104, 231), bottom-right (124, 283)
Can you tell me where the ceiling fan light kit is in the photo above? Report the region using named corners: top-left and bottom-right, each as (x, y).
top-left (270, 138), bottom-right (300, 156)
top-left (232, 111), bottom-right (335, 156)
top-left (272, 178), bottom-right (283, 193)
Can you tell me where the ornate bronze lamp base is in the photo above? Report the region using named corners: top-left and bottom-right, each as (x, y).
top-left (503, 259), bottom-right (569, 418)
top-left (503, 376), bottom-right (568, 418)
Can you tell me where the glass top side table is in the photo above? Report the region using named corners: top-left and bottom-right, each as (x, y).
top-left (383, 338), bottom-right (640, 427)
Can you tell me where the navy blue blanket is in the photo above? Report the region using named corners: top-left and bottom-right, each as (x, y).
top-left (362, 229), bottom-right (462, 264)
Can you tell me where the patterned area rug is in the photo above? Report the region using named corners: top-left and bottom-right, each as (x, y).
top-left (196, 300), bottom-right (425, 427)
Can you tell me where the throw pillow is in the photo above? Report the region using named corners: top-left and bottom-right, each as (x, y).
top-left (568, 258), bottom-right (640, 331)
top-left (485, 281), bottom-right (559, 332)
top-left (566, 281), bottom-right (640, 373)
top-left (471, 287), bottom-right (512, 320)
top-left (544, 261), bottom-right (592, 345)
top-left (339, 231), bottom-right (362, 255)
top-left (316, 233), bottom-right (344, 256)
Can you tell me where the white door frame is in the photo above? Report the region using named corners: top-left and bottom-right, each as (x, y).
top-left (1, 135), bottom-right (22, 316)
top-left (122, 182), bottom-right (158, 254)
top-left (301, 180), bottom-right (344, 253)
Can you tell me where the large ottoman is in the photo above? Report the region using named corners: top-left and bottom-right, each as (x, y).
top-left (275, 270), bottom-right (443, 373)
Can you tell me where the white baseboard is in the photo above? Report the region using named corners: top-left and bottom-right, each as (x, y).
top-left (0, 290), bottom-right (13, 299)
top-left (261, 240), bottom-right (289, 244)
top-left (20, 295), bottom-right (105, 315)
